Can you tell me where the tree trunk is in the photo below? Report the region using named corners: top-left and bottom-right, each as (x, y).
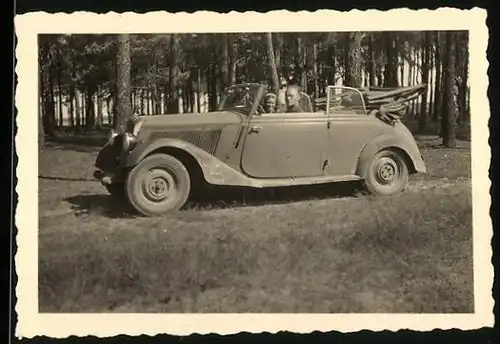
top-left (38, 57), bottom-right (45, 150)
top-left (56, 45), bottom-right (64, 127)
top-left (197, 68), bottom-right (202, 113)
top-left (297, 36), bottom-right (307, 91)
top-left (131, 88), bottom-right (135, 113)
top-left (187, 74), bottom-right (195, 113)
top-left (154, 62), bottom-right (161, 114)
top-left (115, 34), bottom-right (132, 132)
top-left (384, 34), bottom-right (392, 87)
top-left (163, 86), bottom-right (169, 114)
top-left (440, 70), bottom-right (447, 138)
top-left (413, 48), bottom-right (419, 115)
top-left (467, 85), bottom-right (471, 117)
top-left (408, 49), bottom-right (413, 87)
top-left (69, 85), bottom-right (75, 128)
top-left (181, 84), bottom-right (187, 113)
top-left (209, 62), bottom-right (218, 111)
top-left (106, 91), bottom-right (113, 125)
top-left (419, 31), bottom-right (431, 132)
top-left (139, 89), bottom-right (144, 113)
top-left (275, 33), bottom-right (283, 77)
top-left (376, 64), bottom-right (384, 87)
top-left (221, 35), bottom-right (230, 91)
top-left (439, 36), bottom-right (448, 138)
top-left (147, 89), bottom-right (151, 115)
top-left (227, 34), bottom-right (237, 86)
top-left (458, 32), bottom-right (469, 123)
top-left (74, 89), bottom-right (81, 130)
top-left (70, 48), bottom-right (76, 129)
top-left (345, 32), bottom-right (363, 88)
top-left (442, 32), bottom-right (458, 147)
top-left (112, 80), bottom-right (118, 126)
top-left (429, 43), bottom-right (435, 120)
top-left (85, 87), bottom-right (96, 130)
top-left (302, 51), bottom-right (307, 92)
top-left (393, 35), bottom-right (400, 87)
top-left (384, 33), bottom-right (398, 87)
top-left (413, 48), bottom-right (418, 85)
top-left (97, 85), bottom-right (103, 128)
top-left (433, 32), bottom-right (442, 122)
top-left (329, 45), bottom-right (337, 86)
top-left (266, 32), bottom-right (280, 94)
top-left (81, 91), bottom-right (86, 128)
top-left (154, 85), bottom-right (162, 114)
top-left (313, 42), bottom-right (320, 99)
top-left (46, 66), bottom-right (56, 135)
top-left (39, 107), bottom-right (45, 149)
top-left (167, 35), bottom-right (179, 113)
top-left (400, 61), bottom-right (404, 87)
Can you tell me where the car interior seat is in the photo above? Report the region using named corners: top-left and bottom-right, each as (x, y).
top-left (299, 92), bottom-right (313, 112)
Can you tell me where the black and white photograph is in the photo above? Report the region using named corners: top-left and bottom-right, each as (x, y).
top-left (14, 8), bottom-right (493, 338)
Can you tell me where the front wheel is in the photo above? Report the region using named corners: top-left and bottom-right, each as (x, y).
top-left (364, 149), bottom-right (409, 196)
top-left (125, 153), bottom-right (191, 216)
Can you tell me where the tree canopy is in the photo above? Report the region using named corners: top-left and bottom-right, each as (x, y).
top-left (38, 30), bottom-right (469, 147)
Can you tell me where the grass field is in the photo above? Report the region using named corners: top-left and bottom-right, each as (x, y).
top-left (38, 135), bottom-right (473, 313)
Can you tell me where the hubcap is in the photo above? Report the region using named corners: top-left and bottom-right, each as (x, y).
top-left (143, 168), bottom-right (176, 202)
top-left (375, 157), bottom-right (399, 184)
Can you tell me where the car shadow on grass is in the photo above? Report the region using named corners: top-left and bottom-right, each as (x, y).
top-left (43, 142), bottom-right (101, 153)
top-left (39, 175), bottom-right (96, 182)
top-left (65, 194), bottom-right (137, 219)
top-left (65, 181), bottom-right (365, 218)
top-left (185, 181), bottom-right (365, 211)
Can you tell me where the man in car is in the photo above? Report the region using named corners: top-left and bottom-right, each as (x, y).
top-left (285, 84), bottom-right (304, 113)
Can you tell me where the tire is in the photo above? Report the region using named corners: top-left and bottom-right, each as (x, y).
top-left (105, 183), bottom-right (126, 199)
top-left (364, 149), bottom-right (409, 196)
top-left (125, 153), bottom-right (191, 216)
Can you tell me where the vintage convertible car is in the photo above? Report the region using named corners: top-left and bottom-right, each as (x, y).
top-left (93, 83), bottom-right (426, 216)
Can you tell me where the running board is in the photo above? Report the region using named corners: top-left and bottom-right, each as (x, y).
top-left (248, 175), bottom-right (362, 188)
top-left (206, 172), bottom-right (362, 188)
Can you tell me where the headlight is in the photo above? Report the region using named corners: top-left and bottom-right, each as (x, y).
top-left (122, 133), bottom-right (139, 152)
top-left (131, 118), bottom-right (144, 136)
top-left (107, 129), bottom-right (119, 145)
top-left (125, 115), bottom-right (144, 136)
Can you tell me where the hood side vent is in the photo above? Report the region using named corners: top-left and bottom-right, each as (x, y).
top-left (149, 130), bottom-right (222, 155)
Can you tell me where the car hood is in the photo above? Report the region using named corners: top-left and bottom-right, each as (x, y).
top-left (139, 111), bottom-right (242, 128)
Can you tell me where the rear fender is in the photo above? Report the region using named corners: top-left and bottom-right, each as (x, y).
top-left (124, 138), bottom-right (251, 186)
top-left (355, 133), bottom-right (426, 178)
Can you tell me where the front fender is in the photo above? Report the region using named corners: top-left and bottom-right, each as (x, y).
top-left (355, 132), bottom-right (426, 178)
top-left (124, 138), bottom-right (255, 187)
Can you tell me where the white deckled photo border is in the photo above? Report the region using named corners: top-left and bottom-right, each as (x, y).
top-left (14, 8), bottom-right (493, 339)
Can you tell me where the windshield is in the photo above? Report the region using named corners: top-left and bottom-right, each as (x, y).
top-left (218, 84), bottom-right (262, 116)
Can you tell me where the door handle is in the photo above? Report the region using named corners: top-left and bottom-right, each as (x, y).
top-left (249, 125), bottom-right (263, 133)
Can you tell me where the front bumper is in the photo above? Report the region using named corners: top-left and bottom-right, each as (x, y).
top-left (93, 169), bottom-right (115, 185)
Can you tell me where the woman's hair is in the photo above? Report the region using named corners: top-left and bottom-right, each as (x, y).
top-left (265, 93), bottom-right (277, 100)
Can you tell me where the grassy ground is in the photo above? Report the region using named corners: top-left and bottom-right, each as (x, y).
top-left (38, 137), bottom-right (473, 313)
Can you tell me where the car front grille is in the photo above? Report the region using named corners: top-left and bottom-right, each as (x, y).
top-left (149, 130), bottom-right (222, 155)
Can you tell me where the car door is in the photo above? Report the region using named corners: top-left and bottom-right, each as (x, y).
top-left (240, 112), bottom-right (330, 179)
top-left (325, 86), bottom-right (388, 176)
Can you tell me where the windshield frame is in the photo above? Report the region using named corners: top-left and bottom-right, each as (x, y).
top-left (326, 85), bottom-right (368, 115)
top-left (218, 83), bottom-right (264, 117)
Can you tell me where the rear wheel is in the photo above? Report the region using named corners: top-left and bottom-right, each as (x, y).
top-left (125, 153), bottom-right (191, 216)
top-left (364, 149), bottom-right (409, 196)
